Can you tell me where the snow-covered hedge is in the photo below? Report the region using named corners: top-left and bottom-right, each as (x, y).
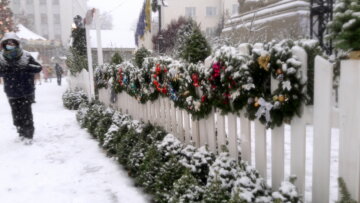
top-left (69, 99), bottom-right (302, 203)
top-left (62, 89), bottom-right (88, 110)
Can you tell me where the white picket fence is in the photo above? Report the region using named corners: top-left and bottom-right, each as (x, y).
top-left (69, 55), bottom-right (360, 203)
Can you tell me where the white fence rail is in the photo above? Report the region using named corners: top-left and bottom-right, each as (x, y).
top-left (69, 56), bottom-right (360, 203)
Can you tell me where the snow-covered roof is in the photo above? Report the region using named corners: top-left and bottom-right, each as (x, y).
top-left (224, 0), bottom-right (310, 32)
top-left (90, 30), bottom-right (136, 49)
top-left (16, 24), bottom-right (47, 41)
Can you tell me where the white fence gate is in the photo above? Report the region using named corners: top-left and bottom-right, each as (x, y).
top-left (69, 55), bottom-right (360, 203)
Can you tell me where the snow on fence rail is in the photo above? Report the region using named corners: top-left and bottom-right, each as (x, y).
top-left (69, 55), bottom-right (360, 203)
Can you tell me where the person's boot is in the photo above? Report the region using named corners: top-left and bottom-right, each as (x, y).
top-left (15, 127), bottom-right (25, 142)
top-left (23, 137), bottom-right (33, 145)
top-left (22, 128), bottom-right (34, 145)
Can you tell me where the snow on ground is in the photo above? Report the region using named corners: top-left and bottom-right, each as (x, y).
top-left (0, 80), bottom-right (150, 203)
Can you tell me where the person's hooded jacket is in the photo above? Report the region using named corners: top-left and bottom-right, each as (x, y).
top-left (0, 32), bottom-right (42, 99)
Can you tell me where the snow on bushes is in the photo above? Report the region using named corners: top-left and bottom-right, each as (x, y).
top-left (67, 96), bottom-right (302, 203)
top-left (62, 88), bottom-right (88, 110)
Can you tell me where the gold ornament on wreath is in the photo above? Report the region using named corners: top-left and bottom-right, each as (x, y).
top-left (258, 55), bottom-right (270, 71)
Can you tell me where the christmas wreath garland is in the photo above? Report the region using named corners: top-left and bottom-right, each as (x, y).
top-left (178, 63), bottom-right (212, 118)
top-left (246, 41), bottom-right (306, 128)
top-left (94, 40), bottom-right (311, 128)
top-left (207, 46), bottom-right (254, 114)
top-left (152, 63), bottom-right (169, 95)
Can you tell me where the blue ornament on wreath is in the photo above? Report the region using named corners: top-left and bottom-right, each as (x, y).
top-left (123, 75), bottom-right (129, 85)
top-left (169, 85), bottom-right (178, 101)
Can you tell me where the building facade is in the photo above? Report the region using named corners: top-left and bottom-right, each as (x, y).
top-left (138, 0), bottom-right (239, 49)
top-left (160, 0), bottom-right (238, 36)
top-left (223, 0), bottom-right (311, 43)
top-left (10, 0), bottom-right (87, 46)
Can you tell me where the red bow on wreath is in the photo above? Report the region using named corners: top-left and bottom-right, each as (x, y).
top-left (212, 62), bottom-right (221, 79)
top-left (153, 80), bottom-right (168, 95)
top-left (191, 73), bottom-right (200, 87)
top-left (117, 68), bottom-right (123, 85)
top-left (201, 95), bottom-right (207, 103)
top-left (155, 64), bottom-right (161, 75)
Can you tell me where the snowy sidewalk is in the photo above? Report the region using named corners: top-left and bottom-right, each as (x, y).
top-left (0, 81), bottom-right (150, 203)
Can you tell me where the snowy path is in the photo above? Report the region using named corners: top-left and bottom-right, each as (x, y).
top-left (0, 81), bottom-right (150, 203)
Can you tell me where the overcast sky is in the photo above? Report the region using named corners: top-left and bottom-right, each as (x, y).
top-left (87, 0), bottom-right (144, 47)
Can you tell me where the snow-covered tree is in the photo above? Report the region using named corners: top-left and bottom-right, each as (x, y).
top-left (111, 52), bottom-right (123, 65)
top-left (152, 17), bottom-right (193, 55)
top-left (169, 170), bottom-right (204, 203)
top-left (135, 47), bottom-right (151, 68)
top-left (0, 0), bottom-right (16, 38)
top-left (180, 146), bottom-right (215, 185)
top-left (327, 0), bottom-right (360, 51)
top-left (180, 27), bottom-right (211, 63)
top-left (66, 15), bottom-right (87, 75)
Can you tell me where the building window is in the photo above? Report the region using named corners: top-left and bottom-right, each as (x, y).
top-left (185, 7), bottom-right (196, 18)
top-left (52, 0), bottom-right (59, 5)
top-left (40, 0), bottom-right (47, 5)
top-left (41, 14), bottom-right (48, 24)
top-left (26, 14), bottom-right (35, 28)
top-left (26, 0), bottom-right (33, 5)
top-left (53, 14), bottom-right (60, 24)
top-left (206, 7), bottom-right (217, 17)
top-left (232, 4), bottom-right (239, 15)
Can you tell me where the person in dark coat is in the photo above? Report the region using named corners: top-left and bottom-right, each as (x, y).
top-left (54, 63), bottom-right (63, 86)
top-left (0, 32), bottom-right (42, 144)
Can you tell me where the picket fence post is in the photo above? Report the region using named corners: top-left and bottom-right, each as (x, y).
top-left (271, 125), bottom-right (284, 189)
top-left (183, 111), bottom-right (191, 145)
top-left (290, 112), bottom-right (307, 197)
top-left (192, 117), bottom-right (200, 147)
top-left (228, 113), bottom-right (239, 159)
top-left (239, 114), bottom-right (251, 163)
top-left (206, 109), bottom-right (217, 154)
top-left (170, 102), bottom-right (177, 135)
top-left (176, 108), bottom-right (184, 141)
top-left (254, 120), bottom-right (267, 179)
top-left (199, 119), bottom-right (207, 147)
top-left (312, 56), bottom-right (333, 203)
top-left (216, 111), bottom-right (227, 152)
top-left (339, 60), bottom-right (360, 201)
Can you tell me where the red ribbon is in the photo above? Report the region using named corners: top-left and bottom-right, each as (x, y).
top-left (201, 95), bottom-right (207, 103)
top-left (155, 64), bottom-right (161, 75)
top-left (191, 73), bottom-right (200, 87)
top-left (117, 68), bottom-right (123, 86)
top-left (212, 62), bottom-right (220, 79)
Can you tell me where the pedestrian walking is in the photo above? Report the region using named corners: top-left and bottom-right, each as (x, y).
top-left (0, 32), bottom-right (42, 144)
top-left (43, 65), bottom-right (49, 82)
top-left (54, 63), bottom-right (63, 86)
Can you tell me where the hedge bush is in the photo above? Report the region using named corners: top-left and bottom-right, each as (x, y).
top-left (63, 89), bottom-right (302, 203)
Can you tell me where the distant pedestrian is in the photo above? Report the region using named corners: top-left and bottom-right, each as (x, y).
top-left (55, 63), bottom-right (63, 86)
top-left (0, 32), bottom-right (42, 144)
top-left (42, 65), bottom-right (49, 82)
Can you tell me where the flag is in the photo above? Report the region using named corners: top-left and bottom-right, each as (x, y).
top-left (145, 0), bottom-right (152, 32)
